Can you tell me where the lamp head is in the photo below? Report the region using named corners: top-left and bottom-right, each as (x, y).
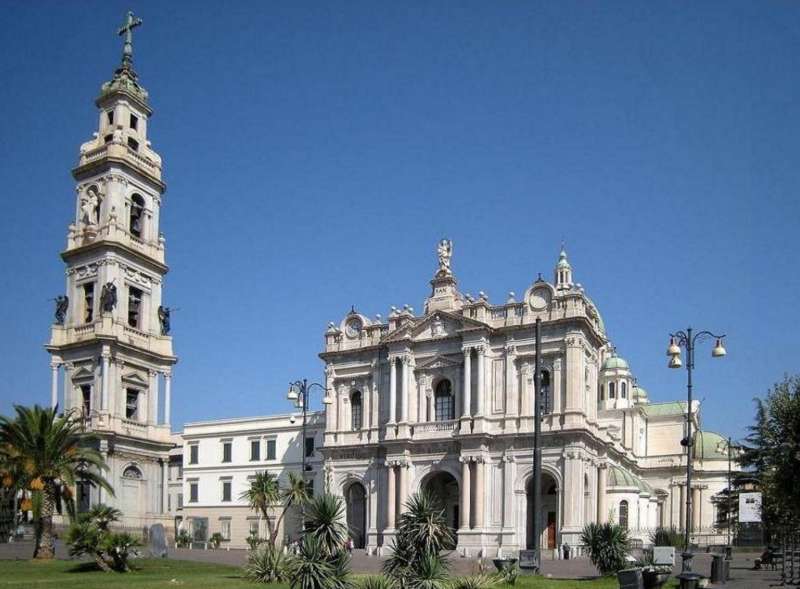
top-left (668, 354), bottom-right (683, 369)
top-left (287, 383), bottom-right (300, 401)
top-left (667, 337), bottom-right (681, 357)
top-left (322, 394), bottom-right (333, 405)
top-left (712, 338), bottom-right (727, 358)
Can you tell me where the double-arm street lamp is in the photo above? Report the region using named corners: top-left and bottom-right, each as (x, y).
top-left (287, 379), bottom-right (332, 478)
top-left (666, 328), bottom-right (726, 577)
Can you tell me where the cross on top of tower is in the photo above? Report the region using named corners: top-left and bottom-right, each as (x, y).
top-left (117, 11), bottom-right (142, 69)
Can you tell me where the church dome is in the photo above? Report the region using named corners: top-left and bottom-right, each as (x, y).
top-left (693, 431), bottom-right (729, 460)
top-left (633, 386), bottom-right (648, 400)
top-left (602, 355), bottom-right (629, 370)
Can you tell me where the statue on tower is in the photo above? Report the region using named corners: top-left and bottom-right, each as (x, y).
top-left (53, 296), bottom-right (69, 325)
top-left (80, 186), bottom-right (100, 226)
top-left (437, 238), bottom-right (453, 276)
top-left (158, 306), bottom-right (171, 336)
top-left (100, 282), bottom-right (117, 313)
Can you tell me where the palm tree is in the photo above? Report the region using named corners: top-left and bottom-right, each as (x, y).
top-left (241, 471), bottom-right (311, 547)
top-left (304, 493), bottom-right (348, 557)
top-left (0, 405), bottom-right (112, 559)
top-left (240, 471), bottom-right (281, 544)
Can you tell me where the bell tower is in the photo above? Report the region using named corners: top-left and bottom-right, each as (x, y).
top-left (46, 12), bottom-right (176, 524)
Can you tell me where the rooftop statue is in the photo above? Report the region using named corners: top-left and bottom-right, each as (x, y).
top-left (437, 239), bottom-right (453, 275)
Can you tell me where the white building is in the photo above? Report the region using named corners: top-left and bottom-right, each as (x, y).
top-left (178, 413), bottom-right (324, 548)
top-left (45, 26), bottom-right (175, 530)
top-left (318, 241), bottom-right (734, 556)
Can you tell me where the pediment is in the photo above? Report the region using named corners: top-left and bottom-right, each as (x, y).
top-left (121, 371), bottom-right (148, 386)
top-left (409, 310), bottom-right (487, 341)
top-left (70, 366), bottom-right (94, 381)
top-left (416, 354), bottom-right (462, 371)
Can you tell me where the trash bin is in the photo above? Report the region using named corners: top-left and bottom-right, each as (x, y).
top-left (676, 572), bottom-right (702, 589)
top-left (711, 553), bottom-right (726, 584)
top-left (617, 568), bottom-right (644, 589)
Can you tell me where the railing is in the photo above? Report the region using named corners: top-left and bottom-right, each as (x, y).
top-left (121, 418), bottom-right (148, 435)
top-left (412, 420), bottom-right (459, 437)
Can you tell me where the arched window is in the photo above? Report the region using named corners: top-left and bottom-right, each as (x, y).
top-left (621, 382), bottom-right (627, 399)
top-left (539, 370), bottom-right (552, 414)
top-left (619, 500), bottom-right (629, 529)
top-left (130, 194), bottom-right (145, 238)
top-left (434, 380), bottom-right (454, 421)
top-left (350, 391), bottom-right (362, 431)
top-left (122, 465), bottom-right (143, 480)
top-left (609, 382), bottom-right (616, 399)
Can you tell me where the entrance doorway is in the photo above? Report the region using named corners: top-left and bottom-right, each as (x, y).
top-left (345, 482), bottom-right (367, 549)
top-left (422, 471), bottom-right (460, 539)
top-left (525, 473), bottom-right (559, 550)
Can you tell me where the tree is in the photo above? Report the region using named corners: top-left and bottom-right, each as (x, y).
top-left (739, 375), bottom-right (800, 529)
top-left (240, 471), bottom-right (310, 547)
top-left (65, 503), bottom-right (140, 572)
top-left (0, 405), bottom-right (113, 559)
top-left (580, 522), bottom-right (629, 576)
top-left (384, 491), bottom-right (454, 589)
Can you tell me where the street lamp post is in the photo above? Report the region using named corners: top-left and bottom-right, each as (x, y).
top-left (727, 437), bottom-right (733, 550)
top-left (666, 328), bottom-right (727, 577)
top-left (287, 379), bottom-right (333, 484)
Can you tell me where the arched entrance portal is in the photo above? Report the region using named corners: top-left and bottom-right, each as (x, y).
top-left (345, 482), bottom-right (367, 549)
top-left (525, 473), bottom-right (559, 550)
top-left (423, 471), bottom-right (460, 533)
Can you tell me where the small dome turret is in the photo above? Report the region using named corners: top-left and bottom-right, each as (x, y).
top-left (599, 349), bottom-right (634, 411)
top-left (554, 244), bottom-right (573, 290)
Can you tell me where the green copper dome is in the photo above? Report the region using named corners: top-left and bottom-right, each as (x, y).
top-left (607, 466), bottom-right (653, 495)
top-left (693, 431), bottom-right (729, 460)
top-left (602, 355), bottom-right (629, 370)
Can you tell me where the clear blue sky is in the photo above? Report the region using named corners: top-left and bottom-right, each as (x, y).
top-left (1, 1), bottom-right (798, 441)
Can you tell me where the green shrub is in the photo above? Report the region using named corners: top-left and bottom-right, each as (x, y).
top-left (176, 530), bottom-right (192, 548)
top-left (448, 575), bottom-right (496, 589)
top-left (246, 529), bottom-right (265, 550)
top-left (357, 576), bottom-right (395, 589)
top-left (287, 534), bottom-right (339, 589)
top-left (580, 522), bottom-right (630, 576)
top-left (100, 532), bottom-right (140, 572)
top-left (245, 544), bottom-right (289, 583)
top-left (210, 532), bottom-right (224, 549)
top-left (494, 561), bottom-right (519, 586)
top-left (65, 503), bottom-right (140, 573)
top-left (649, 526), bottom-right (683, 548)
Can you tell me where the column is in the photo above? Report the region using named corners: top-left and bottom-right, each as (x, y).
top-left (501, 456), bottom-right (514, 529)
top-left (476, 346), bottom-right (485, 416)
top-left (389, 358), bottom-right (397, 423)
top-left (563, 449), bottom-right (582, 531)
top-left (64, 364), bottom-right (74, 411)
top-left (161, 459), bottom-right (168, 513)
top-left (597, 464), bottom-right (608, 523)
top-left (371, 380), bottom-right (379, 429)
top-left (149, 370), bottom-right (159, 424)
top-left (398, 461), bottom-right (409, 514)
top-left (474, 457), bottom-right (485, 528)
top-left (428, 386), bottom-right (435, 423)
top-left (462, 349), bottom-right (471, 417)
top-left (552, 357), bottom-right (563, 415)
top-left (368, 469), bottom-right (378, 543)
top-left (363, 378), bottom-right (371, 430)
top-left (324, 366), bottom-right (336, 433)
top-left (505, 347), bottom-right (517, 416)
top-left (164, 372), bottom-right (172, 425)
top-left (460, 458), bottom-right (471, 530)
top-left (564, 336), bottom-right (585, 420)
top-left (386, 463), bottom-right (396, 529)
top-left (50, 363), bottom-right (59, 409)
top-left (692, 486), bottom-right (701, 532)
top-left (679, 484), bottom-right (686, 531)
top-left (400, 357), bottom-right (409, 422)
top-left (101, 353), bottom-right (110, 411)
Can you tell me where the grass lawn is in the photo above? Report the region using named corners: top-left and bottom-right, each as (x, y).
top-left (0, 558), bottom-right (679, 589)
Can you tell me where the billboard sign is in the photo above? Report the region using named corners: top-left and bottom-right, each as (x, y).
top-left (739, 492), bottom-right (762, 523)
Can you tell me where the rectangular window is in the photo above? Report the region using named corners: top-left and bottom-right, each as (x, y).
top-left (249, 519), bottom-right (259, 536)
top-left (167, 494), bottom-right (172, 511)
top-left (220, 518), bottom-right (231, 541)
top-left (127, 137), bottom-right (139, 151)
top-left (189, 444), bottom-right (198, 465)
top-left (189, 482), bottom-right (198, 503)
top-left (222, 441), bottom-right (232, 463)
top-left (127, 287), bottom-right (142, 328)
top-left (177, 493), bottom-right (184, 509)
top-left (250, 440), bottom-right (260, 461)
top-left (106, 111), bottom-right (114, 125)
top-left (83, 283), bottom-right (94, 323)
top-left (221, 480), bottom-right (232, 502)
top-left (125, 389), bottom-right (139, 420)
top-left (129, 114), bottom-right (138, 131)
top-left (80, 384), bottom-right (92, 415)
top-left (305, 436), bottom-right (315, 458)
top-left (266, 439), bottom-right (276, 461)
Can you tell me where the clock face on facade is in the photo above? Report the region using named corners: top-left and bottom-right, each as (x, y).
top-left (529, 286), bottom-right (551, 311)
top-left (345, 317), bottom-right (363, 338)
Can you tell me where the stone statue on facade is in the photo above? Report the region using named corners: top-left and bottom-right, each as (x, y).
top-left (437, 239), bottom-right (453, 275)
top-left (100, 282), bottom-right (117, 313)
top-left (80, 186), bottom-right (100, 226)
top-left (158, 305), bottom-right (171, 335)
top-left (54, 296), bottom-right (69, 325)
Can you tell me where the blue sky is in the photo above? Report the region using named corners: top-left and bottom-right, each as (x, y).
top-left (1, 1), bottom-right (798, 441)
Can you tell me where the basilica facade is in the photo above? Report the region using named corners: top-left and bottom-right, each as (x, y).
top-left (320, 243), bottom-right (732, 557)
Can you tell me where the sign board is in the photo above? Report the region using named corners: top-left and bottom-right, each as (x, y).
top-left (518, 550), bottom-right (537, 569)
top-left (653, 546), bottom-right (675, 566)
top-left (739, 492), bottom-right (762, 523)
